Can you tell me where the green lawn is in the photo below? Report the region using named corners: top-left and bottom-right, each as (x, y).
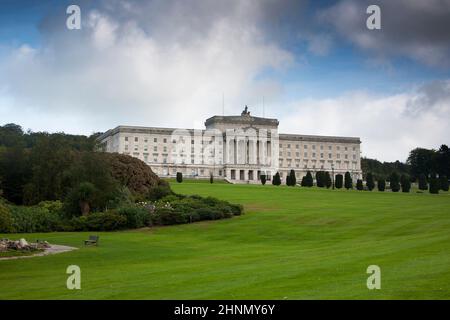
top-left (1, 183), bottom-right (449, 299)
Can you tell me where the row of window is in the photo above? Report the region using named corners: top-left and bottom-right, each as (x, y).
top-left (280, 143), bottom-right (357, 152)
top-left (280, 152), bottom-right (358, 160)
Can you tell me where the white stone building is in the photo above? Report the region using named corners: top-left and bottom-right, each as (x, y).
top-left (97, 108), bottom-right (362, 183)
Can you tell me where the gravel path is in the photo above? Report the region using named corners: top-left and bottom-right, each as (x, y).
top-left (0, 245), bottom-right (78, 261)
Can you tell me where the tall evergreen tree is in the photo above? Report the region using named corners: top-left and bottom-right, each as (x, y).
top-left (439, 175), bottom-right (449, 191)
top-left (389, 172), bottom-right (400, 192)
top-left (289, 169), bottom-right (296, 186)
top-left (429, 175), bottom-right (439, 194)
top-left (316, 171), bottom-right (325, 187)
top-left (260, 174), bottom-right (267, 185)
top-left (335, 174), bottom-right (343, 189)
top-left (366, 172), bottom-right (375, 191)
top-left (356, 179), bottom-right (363, 190)
top-left (377, 178), bottom-right (386, 191)
top-left (324, 171), bottom-right (332, 189)
top-left (418, 173), bottom-right (428, 190)
top-left (305, 171), bottom-right (313, 187)
top-left (400, 174), bottom-right (411, 193)
top-left (344, 172), bottom-right (353, 190)
top-left (272, 172), bottom-right (281, 186)
top-left (176, 172), bottom-right (183, 183)
top-left (286, 174), bottom-right (291, 186)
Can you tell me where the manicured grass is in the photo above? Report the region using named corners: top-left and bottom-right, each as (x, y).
top-left (0, 249), bottom-right (44, 258)
top-left (0, 183), bottom-right (449, 299)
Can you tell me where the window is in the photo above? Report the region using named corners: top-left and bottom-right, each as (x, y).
top-left (163, 138), bottom-right (167, 143)
top-left (304, 152), bottom-right (308, 158)
top-left (296, 144), bottom-right (299, 149)
top-left (125, 145), bottom-right (129, 151)
top-left (287, 152), bottom-right (291, 157)
top-left (312, 152), bottom-right (316, 158)
top-left (135, 137), bottom-right (138, 142)
top-left (287, 144), bottom-right (291, 148)
top-left (320, 153), bottom-right (324, 158)
top-left (154, 138), bottom-right (157, 143)
top-left (337, 154), bottom-right (340, 159)
top-left (329, 153), bottom-right (332, 159)
top-left (320, 145), bottom-right (323, 150)
top-left (304, 145), bottom-right (308, 149)
top-left (296, 152), bottom-right (300, 157)
top-left (153, 146), bottom-right (157, 152)
top-left (337, 146), bottom-right (340, 151)
top-left (328, 146), bottom-right (332, 150)
top-left (280, 144), bottom-right (283, 148)
top-left (312, 145), bottom-right (316, 150)
top-left (125, 137), bottom-right (129, 141)
top-left (163, 146), bottom-right (167, 152)
top-left (353, 154), bottom-right (356, 160)
top-left (345, 146), bottom-right (348, 151)
top-left (345, 154), bottom-right (348, 159)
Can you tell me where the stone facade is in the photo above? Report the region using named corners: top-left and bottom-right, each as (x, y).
top-left (97, 109), bottom-right (362, 183)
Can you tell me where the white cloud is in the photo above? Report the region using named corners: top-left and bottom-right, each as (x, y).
top-left (279, 83), bottom-right (450, 162)
top-left (0, 1), bottom-right (294, 133)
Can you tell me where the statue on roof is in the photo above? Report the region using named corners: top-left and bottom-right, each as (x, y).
top-left (241, 105), bottom-right (251, 116)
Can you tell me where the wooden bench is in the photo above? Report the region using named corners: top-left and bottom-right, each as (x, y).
top-left (84, 235), bottom-right (99, 246)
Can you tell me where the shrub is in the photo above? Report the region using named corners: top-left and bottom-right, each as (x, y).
top-left (390, 172), bottom-right (400, 192)
top-left (344, 172), bottom-right (353, 190)
top-left (153, 207), bottom-right (188, 225)
top-left (117, 205), bottom-right (150, 228)
top-left (84, 212), bottom-right (127, 231)
top-left (401, 175), bottom-right (411, 193)
top-left (37, 200), bottom-right (63, 216)
top-left (356, 179), bottom-right (364, 190)
top-left (0, 201), bottom-right (13, 233)
top-left (10, 206), bottom-right (61, 233)
top-left (366, 173), bottom-right (375, 191)
top-left (176, 172), bottom-right (183, 183)
top-left (210, 174), bottom-right (214, 184)
top-left (439, 175), bottom-right (449, 191)
top-left (147, 184), bottom-right (173, 201)
top-left (260, 174), bottom-right (266, 185)
top-left (335, 174), bottom-right (343, 189)
top-left (377, 179), bottom-right (386, 191)
top-left (418, 173), bottom-right (428, 190)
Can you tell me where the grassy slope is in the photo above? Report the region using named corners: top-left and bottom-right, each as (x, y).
top-left (0, 183), bottom-right (449, 299)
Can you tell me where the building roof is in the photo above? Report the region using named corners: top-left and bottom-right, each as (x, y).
top-left (204, 115), bottom-right (279, 127)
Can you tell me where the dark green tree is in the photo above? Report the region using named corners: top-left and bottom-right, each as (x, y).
top-left (305, 171), bottom-right (313, 187)
top-left (377, 178), bottom-right (386, 191)
top-left (316, 171), bottom-right (325, 187)
top-left (260, 174), bottom-right (266, 185)
top-left (389, 172), bottom-right (400, 192)
top-left (324, 171), bottom-right (332, 189)
top-left (356, 179), bottom-right (363, 190)
top-left (429, 175), bottom-right (439, 194)
top-left (272, 172), bottom-right (281, 186)
top-left (335, 174), bottom-right (343, 189)
top-left (400, 174), bottom-right (411, 193)
top-left (418, 173), bottom-right (428, 190)
top-left (210, 174), bottom-right (214, 184)
top-left (366, 172), bottom-right (375, 191)
top-left (289, 169), bottom-right (296, 186)
top-left (344, 172), bottom-right (353, 190)
top-left (176, 172), bottom-right (183, 183)
top-left (439, 175), bottom-right (449, 191)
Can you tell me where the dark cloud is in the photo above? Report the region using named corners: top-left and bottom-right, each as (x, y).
top-left (319, 0), bottom-right (450, 67)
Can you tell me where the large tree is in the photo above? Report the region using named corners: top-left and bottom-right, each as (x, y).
top-left (407, 148), bottom-right (436, 180)
top-left (288, 169), bottom-right (296, 186)
top-left (439, 175), bottom-right (449, 192)
top-left (377, 178), bottom-right (386, 191)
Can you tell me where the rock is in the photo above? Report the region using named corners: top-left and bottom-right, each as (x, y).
top-left (19, 238), bottom-right (29, 248)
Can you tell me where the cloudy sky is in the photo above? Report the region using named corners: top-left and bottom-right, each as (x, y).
top-left (1, 0), bottom-right (449, 162)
